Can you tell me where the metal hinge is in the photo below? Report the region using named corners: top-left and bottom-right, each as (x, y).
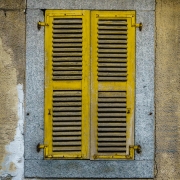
top-left (37, 21), bottom-right (49, 30)
top-left (130, 145), bottom-right (141, 154)
top-left (132, 23), bottom-right (143, 31)
top-left (37, 143), bottom-right (48, 152)
top-left (127, 108), bottom-right (131, 114)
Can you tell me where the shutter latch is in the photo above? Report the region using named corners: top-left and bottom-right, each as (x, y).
top-left (130, 145), bottom-right (141, 154)
top-left (132, 23), bottom-right (143, 31)
top-left (38, 21), bottom-right (49, 30)
top-left (37, 143), bottom-right (48, 152)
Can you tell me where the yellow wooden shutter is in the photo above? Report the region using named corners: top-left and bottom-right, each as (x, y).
top-left (44, 10), bottom-right (90, 159)
top-left (91, 11), bottom-right (135, 159)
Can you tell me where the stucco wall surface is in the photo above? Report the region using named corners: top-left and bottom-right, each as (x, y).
top-left (155, 0), bottom-right (180, 179)
top-left (0, 0), bottom-right (25, 9)
top-left (0, 0), bottom-right (26, 179)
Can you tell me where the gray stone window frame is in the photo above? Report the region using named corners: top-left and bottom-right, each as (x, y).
top-left (25, 0), bottom-right (155, 178)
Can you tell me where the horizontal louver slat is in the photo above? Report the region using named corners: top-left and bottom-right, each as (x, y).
top-left (53, 122), bottom-right (81, 126)
top-left (53, 97), bottom-right (81, 101)
top-left (98, 40), bottom-right (127, 44)
top-left (98, 91), bottom-right (127, 154)
top-left (98, 63), bottom-right (127, 67)
top-left (53, 117), bottom-right (81, 121)
top-left (98, 118), bottom-right (126, 122)
top-left (53, 57), bottom-right (82, 61)
top-left (98, 26), bottom-right (127, 30)
top-left (98, 68), bottom-right (127, 71)
top-left (53, 107), bottom-right (81, 111)
top-left (53, 136), bottom-right (81, 141)
top-left (53, 131), bottom-right (81, 136)
top-left (53, 147), bottom-right (81, 152)
top-left (53, 67), bottom-right (82, 71)
top-left (98, 20), bottom-right (127, 25)
top-left (53, 102), bottom-right (81, 107)
top-left (53, 48), bottom-right (82, 52)
top-left (98, 108), bottom-right (126, 112)
top-left (53, 43), bottom-right (82, 47)
top-left (98, 19), bottom-right (128, 82)
top-left (53, 19), bottom-right (82, 24)
top-left (98, 97), bottom-right (126, 102)
top-left (53, 142), bottom-right (81, 146)
top-left (98, 128), bottom-right (126, 132)
top-left (53, 62), bottom-right (82, 66)
top-left (53, 29), bottom-right (82, 33)
top-left (98, 31), bottom-right (127, 35)
top-left (98, 137), bottom-right (126, 142)
top-left (52, 18), bottom-right (83, 81)
top-left (98, 132), bottom-right (126, 135)
top-left (98, 58), bottom-right (127, 63)
top-left (98, 77), bottom-right (127, 81)
top-left (98, 142), bottom-right (126, 146)
top-left (52, 90), bottom-right (82, 153)
top-left (98, 147), bottom-right (126, 152)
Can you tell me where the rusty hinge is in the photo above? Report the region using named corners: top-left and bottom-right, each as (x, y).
top-left (132, 23), bottom-right (143, 31)
top-left (130, 145), bottom-right (141, 154)
top-left (37, 21), bottom-right (49, 30)
top-left (37, 143), bottom-right (48, 152)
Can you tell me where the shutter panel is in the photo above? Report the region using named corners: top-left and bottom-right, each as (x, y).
top-left (91, 11), bottom-right (135, 159)
top-left (45, 10), bottom-right (90, 159)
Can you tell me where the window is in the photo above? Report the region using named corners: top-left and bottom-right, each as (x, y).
top-left (26, 1), bottom-right (155, 178)
top-left (44, 10), bottom-right (135, 160)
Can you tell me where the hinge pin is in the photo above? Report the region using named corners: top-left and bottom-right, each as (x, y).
top-left (130, 145), bottom-right (141, 154)
top-left (132, 22), bottom-right (143, 31)
top-left (37, 143), bottom-right (47, 152)
top-left (37, 21), bottom-right (49, 30)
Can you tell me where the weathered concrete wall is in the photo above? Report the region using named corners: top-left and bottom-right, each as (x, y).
top-left (155, 0), bottom-right (180, 179)
top-left (0, 0), bottom-right (26, 179)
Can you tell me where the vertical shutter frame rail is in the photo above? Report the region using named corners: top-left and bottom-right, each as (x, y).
top-left (91, 11), bottom-right (135, 160)
top-left (44, 10), bottom-right (90, 159)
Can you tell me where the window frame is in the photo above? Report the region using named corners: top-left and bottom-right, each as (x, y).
top-left (25, 0), bottom-right (155, 178)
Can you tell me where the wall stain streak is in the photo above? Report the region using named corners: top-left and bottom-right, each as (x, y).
top-left (0, 1), bottom-right (25, 179)
top-left (0, 36), bottom-right (18, 175)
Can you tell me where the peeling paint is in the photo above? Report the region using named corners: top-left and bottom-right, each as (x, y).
top-left (0, 84), bottom-right (24, 180)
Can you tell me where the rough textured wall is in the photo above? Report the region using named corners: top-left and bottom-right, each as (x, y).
top-left (0, 0), bottom-right (26, 179)
top-left (156, 0), bottom-right (180, 179)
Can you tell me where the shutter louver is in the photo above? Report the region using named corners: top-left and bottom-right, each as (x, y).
top-left (45, 10), bottom-right (90, 159)
top-left (52, 90), bottom-right (82, 153)
top-left (91, 11), bottom-right (135, 159)
top-left (98, 20), bottom-right (128, 81)
top-left (52, 18), bottom-right (82, 80)
top-left (98, 91), bottom-right (127, 154)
